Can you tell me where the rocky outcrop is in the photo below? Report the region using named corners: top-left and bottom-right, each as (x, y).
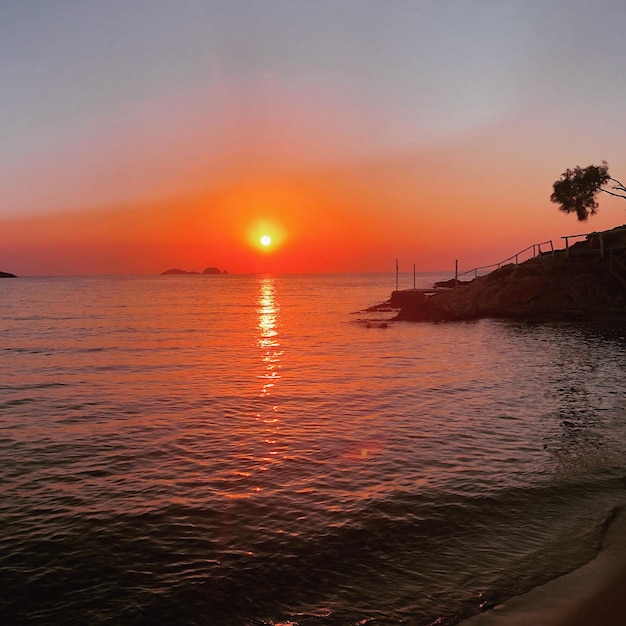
top-left (161, 268), bottom-right (200, 275)
top-left (161, 267), bottom-right (229, 275)
top-left (391, 252), bottom-right (626, 322)
top-left (0, 271), bottom-right (17, 278)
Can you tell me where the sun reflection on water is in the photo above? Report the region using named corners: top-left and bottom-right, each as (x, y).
top-left (257, 277), bottom-right (282, 397)
top-left (256, 277), bottom-right (284, 475)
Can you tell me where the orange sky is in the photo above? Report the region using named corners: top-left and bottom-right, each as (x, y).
top-left (2, 137), bottom-right (625, 276)
top-left (3, 116), bottom-right (625, 277)
top-left (2, 1), bottom-right (626, 276)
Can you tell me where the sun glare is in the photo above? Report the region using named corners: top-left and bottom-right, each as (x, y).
top-left (247, 220), bottom-right (284, 254)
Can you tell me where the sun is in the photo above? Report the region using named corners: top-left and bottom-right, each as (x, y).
top-left (247, 221), bottom-right (284, 253)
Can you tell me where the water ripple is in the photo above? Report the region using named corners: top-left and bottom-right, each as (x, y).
top-left (2, 275), bottom-right (626, 625)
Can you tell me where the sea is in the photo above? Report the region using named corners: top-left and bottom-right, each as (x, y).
top-left (2, 272), bottom-right (626, 626)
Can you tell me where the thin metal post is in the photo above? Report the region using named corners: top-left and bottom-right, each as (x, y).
top-left (395, 258), bottom-right (398, 291)
top-left (600, 234), bottom-right (605, 259)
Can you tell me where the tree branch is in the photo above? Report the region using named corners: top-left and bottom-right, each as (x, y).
top-left (608, 177), bottom-right (626, 192)
top-left (600, 187), bottom-right (626, 199)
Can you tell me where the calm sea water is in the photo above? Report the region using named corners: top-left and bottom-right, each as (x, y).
top-left (2, 273), bottom-right (626, 626)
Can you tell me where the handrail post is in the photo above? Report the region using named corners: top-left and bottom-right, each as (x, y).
top-left (564, 237), bottom-right (570, 257)
top-left (395, 258), bottom-right (398, 291)
top-left (600, 234), bottom-right (604, 259)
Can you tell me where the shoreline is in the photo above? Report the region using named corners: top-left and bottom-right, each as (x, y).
top-left (387, 244), bottom-right (626, 323)
top-left (459, 508), bottom-right (626, 626)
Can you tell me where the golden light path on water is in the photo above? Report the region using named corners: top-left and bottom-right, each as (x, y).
top-left (256, 277), bottom-right (284, 475)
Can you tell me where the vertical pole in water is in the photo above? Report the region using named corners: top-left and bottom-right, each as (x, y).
top-left (413, 264), bottom-right (416, 289)
top-left (455, 259), bottom-right (458, 288)
top-left (395, 258), bottom-right (399, 291)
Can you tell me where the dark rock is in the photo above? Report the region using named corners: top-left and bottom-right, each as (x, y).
top-left (364, 303), bottom-right (395, 313)
top-left (388, 289), bottom-right (437, 307)
top-left (392, 248), bottom-right (626, 322)
top-left (202, 267), bottom-right (221, 275)
top-left (434, 278), bottom-right (471, 288)
top-left (222, 269), bottom-right (229, 274)
top-left (0, 271), bottom-right (17, 278)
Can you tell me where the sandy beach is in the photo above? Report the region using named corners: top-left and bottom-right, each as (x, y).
top-left (460, 509), bottom-right (626, 626)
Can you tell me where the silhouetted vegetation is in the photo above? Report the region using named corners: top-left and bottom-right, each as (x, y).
top-left (550, 161), bottom-right (626, 221)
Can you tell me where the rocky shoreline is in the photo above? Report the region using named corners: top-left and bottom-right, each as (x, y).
top-left (381, 246), bottom-right (626, 323)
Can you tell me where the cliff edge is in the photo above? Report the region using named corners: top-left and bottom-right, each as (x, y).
top-left (390, 242), bottom-right (626, 323)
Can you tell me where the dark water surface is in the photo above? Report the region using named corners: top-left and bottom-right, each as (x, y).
top-left (2, 274), bottom-right (626, 625)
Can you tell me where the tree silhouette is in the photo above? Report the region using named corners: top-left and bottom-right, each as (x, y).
top-left (550, 161), bottom-right (626, 221)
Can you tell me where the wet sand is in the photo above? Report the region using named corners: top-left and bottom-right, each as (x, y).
top-left (460, 510), bottom-right (626, 626)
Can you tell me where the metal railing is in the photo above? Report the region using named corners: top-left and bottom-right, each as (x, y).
top-left (562, 227), bottom-right (626, 258)
top-left (456, 240), bottom-right (554, 282)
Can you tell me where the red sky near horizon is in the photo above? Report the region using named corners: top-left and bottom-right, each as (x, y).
top-left (2, 1), bottom-right (626, 276)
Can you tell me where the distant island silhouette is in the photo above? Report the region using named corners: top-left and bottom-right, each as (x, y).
top-left (0, 271), bottom-right (17, 278)
top-left (161, 267), bottom-right (228, 275)
top-left (379, 225), bottom-right (626, 322)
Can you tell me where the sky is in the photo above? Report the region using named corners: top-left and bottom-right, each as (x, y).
top-left (2, 0), bottom-right (626, 275)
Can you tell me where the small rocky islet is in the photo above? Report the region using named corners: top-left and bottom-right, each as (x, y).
top-left (161, 267), bottom-right (228, 275)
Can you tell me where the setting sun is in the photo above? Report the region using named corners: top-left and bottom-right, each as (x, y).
top-left (246, 219), bottom-right (285, 257)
